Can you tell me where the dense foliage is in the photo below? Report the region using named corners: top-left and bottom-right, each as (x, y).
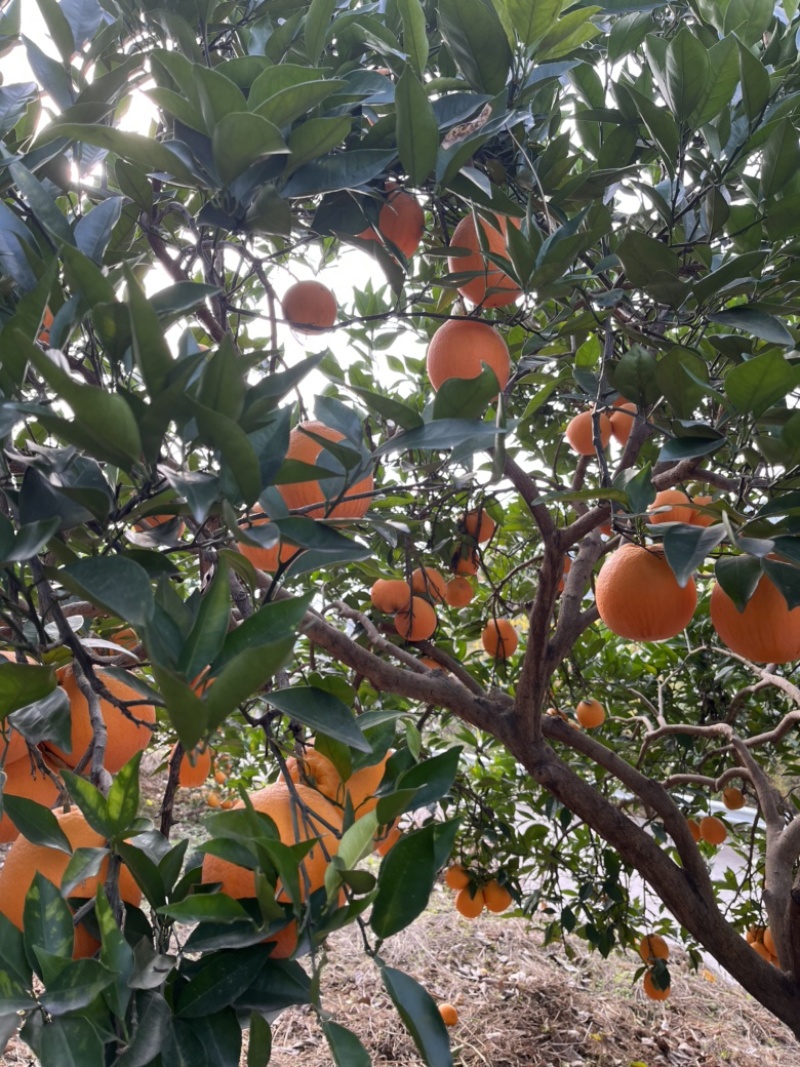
top-left (3, 0), bottom-right (800, 1062)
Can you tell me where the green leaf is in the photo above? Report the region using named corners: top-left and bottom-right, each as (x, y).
top-left (535, 6), bottom-right (602, 61)
top-left (8, 161), bottom-right (74, 247)
top-left (2, 517), bottom-right (59, 563)
top-left (178, 557), bottom-right (232, 681)
top-left (266, 687), bottom-right (371, 752)
top-left (124, 265), bottom-right (174, 396)
top-left (658, 431), bottom-right (725, 462)
top-left (376, 419), bottom-right (509, 456)
top-left (193, 403), bottom-right (262, 505)
top-left (608, 10), bottom-right (652, 61)
top-left (759, 118), bottom-right (800, 199)
top-left (709, 307), bottom-right (794, 347)
top-left (23, 874), bottom-right (74, 969)
top-left (723, 0), bottom-right (773, 45)
top-left (611, 344), bottom-right (661, 406)
top-left (0, 912), bottom-right (32, 986)
top-left (40, 958), bottom-right (115, 1016)
top-left (61, 770), bottom-right (111, 837)
top-left (492, 0), bottom-right (561, 47)
top-left (248, 1012), bottom-right (272, 1067)
top-left (36, 123), bottom-right (196, 184)
top-left (212, 113), bottom-right (287, 184)
top-left (715, 554), bottom-right (763, 612)
top-left (762, 558), bottom-right (800, 610)
top-left (60, 848), bottom-right (108, 900)
top-left (396, 66), bottom-right (439, 185)
top-left (305, 0), bottom-right (337, 63)
top-left (60, 556), bottom-right (154, 629)
top-left (323, 1020), bottom-right (371, 1067)
top-left (157, 895), bottom-right (253, 924)
top-left (39, 1017), bottom-right (104, 1067)
top-left (615, 232), bottom-right (684, 305)
top-left (0, 662), bottom-right (57, 717)
top-left (396, 747), bottom-right (463, 811)
top-left (655, 347), bottom-right (708, 419)
top-left (663, 523), bottom-right (727, 588)
top-left (432, 365), bottom-right (501, 421)
top-left (149, 666), bottom-right (209, 753)
top-left (2, 797), bottom-right (71, 853)
top-left (215, 594), bottom-right (311, 669)
top-left (176, 946), bottom-right (267, 1018)
top-left (726, 351), bottom-right (800, 416)
top-left (106, 751), bottom-right (142, 836)
top-left (203, 643), bottom-right (297, 734)
top-left (439, 0), bottom-right (512, 94)
top-left (349, 386), bottom-right (423, 430)
top-left (36, 0), bottom-right (75, 62)
top-left (737, 38), bottom-right (771, 123)
top-left (397, 0), bottom-right (429, 76)
top-left (371, 820), bottom-right (459, 939)
top-left (285, 116), bottom-right (352, 176)
top-left (253, 80), bottom-right (345, 128)
top-left (381, 965), bottom-right (454, 1067)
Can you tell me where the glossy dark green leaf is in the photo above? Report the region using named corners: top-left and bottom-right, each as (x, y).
top-left (178, 557), bottom-right (232, 681)
top-left (282, 148), bottom-right (397, 198)
top-left (536, 7), bottom-right (602, 61)
top-left (114, 991), bottom-right (171, 1067)
top-left (0, 662), bottom-right (57, 717)
top-left (106, 751), bottom-right (143, 836)
top-left (247, 1012), bottom-right (272, 1067)
top-left (663, 523), bottom-right (727, 588)
top-left (611, 344), bottom-right (660, 406)
top-left (61, 770), bottom-right (111, 837)
top-left (709, 307), bottom-right (794, 347)
top-left (266, 687), bottom-right (371, 752)
top-left (39, 1016), bottom-right (104, 1067)
top-left (655, 347), bottom-right (708, 420)
top-left (40, 958), bottom-right (115, 1016)
top-left (381, 965), bottom-right (454, 1067)
top-left (715, 554), bottom-right (763, 612)
top-left (37, 122), bottom-right (196, 183)
top-left (658, 432), bottom-right (725, 462)
top-left (737, 38), bottom-right (770, 122)
top-left (214, 594), bottom-right (310, 669)
top-left (762, 559), bottom-right (800, 611)
top-left (9, 160), bottom-right (74, 246)
top-left (396, 66), bottom-right (438, 185)
top-left (23, 874), bottom-right (74, 970)
top-left (157, 895), bottom-right (252, 924)
top-left (3, 796), bottom-right (71, 853)
top-left (616, 231), bottom-right (683, 306)
top-left (232, 958), bottom-right (311, 1013)
top-left (725, 351), bottom-right (800, 416)
top-left (371, 820), bottom-right (459, 939)
top-left (60, 847), bottom-right (108, 900)
top-left (254, 79), bottom-right (345, 128)
top-left (397, 0), bottom-right (429, 75)
top-left (74, 196), bottom-right (123, 263)
top-left (396, 747), bottom-right (463, 810)
top-left (193, 403), bottom-right (262, 505)
top-left (1, 516), bottom-right (58, 563)
top-left (203, 643), bottom-right (297, 733)
top-left (432, 365), bottom-right (501, 422)
top-left (149, 666), bottom-right (209, 752)
top-left (0, 911), bottom-right (32, 986)
top-left (0, 970), bottom-right (36, 1015)
top-left (61, 556), bottom-right (154, 629)
top-left (212, 113), bottom-right (287, 184)
top-left (304, 0), bottom-right (337, 63)
top-left (176, 946), bottom-right (268, 1018)
top-left (760, 117), bottom-right (800, 199)
top-left (439, 0), bottom-right (512, 93)
top-left (323, 1020), bottom-right (371, 1067)
top-left (376, 418), bottom-right (509, 455)
top-left (723, 0), bottom-right (773, 45)
top-left (115, 842), bottom-right (167, 910)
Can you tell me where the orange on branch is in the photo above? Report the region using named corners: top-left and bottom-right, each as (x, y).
top-left (565, 409), bottom-right (612, 456)
top-left (688, 494), bottom-right (717, 527)
top-left (38, 305), bottom-right (54, 345)
top-left (426, 318), bottom-right (510, 393)
top-left (239, 508), bottom-right (298, 573)
top-left (642, 969), bottom-right (670, 1001)
top-left (358, 184), bottom-right (424, 259)
top-left (285, 749), bottom-right (342, 803)
top-left (455, 886), bottom-right (485, 918)
top-left (710, 573), bottom-right (800, 664)
top-left (483, 879), bottom-right (513, 913)
top-left (46, 666), bottom-right (156, 773)
top-left (609, 398), bottom-right (636, 446)
top-left (447, 213), bottom-right (522, 308)
top-left (0, 756), bottom-right (60, 843)
top-left (371, 578), bottom-right (412, 614)
top-left (394, 597), bottom-right (438, 641)
top-left (279, 421), bottom-right (373, 520)
top-left (343, 751), bottom-right (392, 817)
top-left (699, 815), bottom-right (727, 846)
top-left (444, 576), bottom-right (474, 608)
top-left (463, 509), bottom-right (496, 543)
top-left (647, 489), bottom-right (694, 525)
top-left (410, 566), bottom-right (447, 602)
top-left (638, 933), bottom-right (669, 962)
top-left (0, 808), bottom-right (141, 957)
top-left (575, 697), bottom-right (606, 729)
top-left (444, 864), bottom-right (470, 890)
top-left (686, 817), bottom-right (701, 842)
top-left (281, 279), bottom-right (337, 334)
top-left (452, 547), bottom-right (480, 576)
top-left (174, 742), bottom-right (213, 788)
top-left (595, 544), bottom-right (697, 642)
top-left (722, 786), bottom-right (745, 810)
top-left (481, 618), bottom-right (518, 660)
top-left (763, 927), bottom-right (777, 956)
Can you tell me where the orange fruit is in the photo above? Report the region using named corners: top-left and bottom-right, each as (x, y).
top-left (133, 513), bottom-right (185, 538)
top-left (483, 879), bottom-right (512, 913)
top-left (455, 886), bottom-right (485, 918)
top-left (371, 578), bottom-right (412, 613)
top-left (686, 817), bottom-right (701, 842)
top-left (710, 573), bottom-right (800, 664)
top-left (763, 927), bottom-right (776, 956)
top-left (426, 318), bottom-right (510, 393)
top-left (452, 547), bottom-right (480, 576)
top-left (342, 750), bottom-right (393, 817)
top-left (638, 934), bottom-right (669, 962)
top-left (358, 184), bottom-right (424, 259)
top-left (0, 756), bottom-right (60, 843)
top-left (111, 628), bottom-right (139, 651)
top-left (38, 305), bottom-right (54, 345)
top-left (609, 398), bottom-right (636, 446)
top-left (394, 597), bottom-right (437, 641)
top-left (751, 940), bottom-right (772, 961)
top-left (746, 926), bottom-right (765, 944)
top-left (447, 214), bottom-right (522, 308)
top-left (206, 791), bottom-right (222, 808)
top-left (46, 666), bottom-right (156, 774)
top-left (444, 864), bottom-right (470, 890)
top-left (575, 698), bottom-right (606, 729)
top-left (699, 815), bottom-right (727, 846)
top-left (595, 544), bottom-right (697, 642)
top-left (174, 742), bottom-right (213, 788)
top-left (410, 566), bottom-right (447, 602)
top-left (279, 421), bottom-right (373, 520)
top-left (481, 618), bottom-right (518, 660)
top-left (647, 489), bottom-right (694, 525)
top-left (0, 808), bottom-right (141, 957)
top-left (438, 1002), bottom-right (459, 1027)
top-left (444, 576), bottom-right (473, 608)
top-left (463, 509), bottom-right (496, 543)
top-left (419, 655), bottom-right (443, 670)
top-left (281, 280), bottom-right (337, 334)
top-left (565, 409), bottom-right (612, 455)
top-left (722, 786), bottom-right (745, 810)
top-left (642, 969), bottom-right (670, 1001)
top-left (285, 749), bottom-right (342, 803)
top-left (239, 508), bottom-right (298, 572)
top-left (689, 494), bottom-right (717, 527)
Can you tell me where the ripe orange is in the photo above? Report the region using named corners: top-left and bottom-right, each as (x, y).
top-left (763, 927), bottom-right (776, 956)
top-left (394, 597), bottom-right (438, 641)
top-left (638, 933), bottom-right (669, 962)
top-left (688, 494), bottom-right (716, 527)
top-left (565, 409), bottom-right (612, 455)
top-left (410, 566), bottom-right (447, 603)
top-left (481, 618), bottom-right (518, 660)
top-left (642, 969), bottom-right (670, 1001)
top-left (46, 666), bottom-right (156, 773)
top-left (746, 926), bottom-right (765, 944)
top-left (279, 420), bottom-right (373, 520)
top-left (0, 756), bottom-right (60, 843)
top-left (419, 655), bottom-right (443, 670)
top-left (722, 786), bottom-right (745, 810)
top-left (444, 576), bottom-right (473, 608)
top-left (686, 817), bottom-right (701, 842)
top-left (699, 815), bottom-right (727, 846)
top-left (0, 808), bottom-right (141, 957)
top-left (426, 318), bottom-right (510, 393)
top-left (133, 513), bottom-right (186, 538)
top-left (595, 543), bottom-right (697, 642)
top-left (557, 555), bottom-right (572, 594)
top-left (371, 578), bottom-right (412, 613)
top-left (575, 697), bottom-right (606, 729)
top-left (358, 184), bottom-right (424, 258)
top-left (609, 398), bottom-right (636, 446)
top-left (281, 280), bottom-right (337, 334)
top-left (174, 742), bottom-right (213, 788)
top-left (438, 1002), bottom-right (459, 1027)
top-left (447, 214), bottom-right (522, 308)
top-left (751, 940), bottom-right (772, 961)
top-left (710, 573), bottom-right (800, 664)
top-left (483, 879), bottom-right (513, 913)
top-left (239, 508), bottom-right (298, 572)
top-left (285, 749), bottom-right (342, 803)
top-left (452, 547), bottom-right (480, 576)
top-left (38, 305), bottom-right (54, 345)
top-left (463, 508), bottom-right (496, 543)
top-left (455, 886), bottom-right (485, 918)
top-left (340, 749), bottom-right (393, 818)
top-left (647, 489), bottom-right (694, 525)
top-left (444, 864), bottom-right (470, 890)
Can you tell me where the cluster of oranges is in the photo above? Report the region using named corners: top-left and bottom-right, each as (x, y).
top-left (685, 814), bottom-right (728, 847)
top-left (638, 933), bottom-right (671, 1001)
top-left (444, 863), bottom-right (513, 918)
top-left (746, 925), bottom-right (781, 966)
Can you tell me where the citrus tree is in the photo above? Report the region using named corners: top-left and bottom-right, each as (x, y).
top-left (3, 0), bottom-right (800, 1062)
